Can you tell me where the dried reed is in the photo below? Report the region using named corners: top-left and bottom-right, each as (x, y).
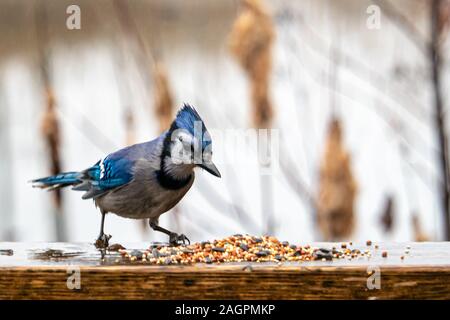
top-left (317, 118), bottom-right (357, 241)
top-left (228, 0), bottom-right (275, 128)
top-left (124, 107), bottom-right (136, 146)
top-left (34, 2), bottom-right (66, 241)
top-left (438, 0), bottom-right (450, 39)
top-left (380, 196), bottom-right (394, 234)
top-left (228, 0), bottom-right (276, 235)
top-left (40, 87), bottom-right (62, 208)
top-left (153, 62), bottom-right (174, 133)
top-left (412, 213), bottom-right (430, 242)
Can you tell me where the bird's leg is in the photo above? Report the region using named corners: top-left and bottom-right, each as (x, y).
top-left (149, 220), bottom-right (190, 246)
top-left (95, 211), bottom-right (111, 249)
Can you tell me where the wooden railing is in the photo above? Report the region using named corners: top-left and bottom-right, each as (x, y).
top-left (1, 242), bottom-right (449, 299)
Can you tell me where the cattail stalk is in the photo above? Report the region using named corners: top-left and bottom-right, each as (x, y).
top-left (153, 63), bottom-right (174, 132)
top-left (40, 87), bottom-right (62, 209)
top-left (431, 0), bottom-right (450, 240)
top-left (229, 0), bottom-right (276, 235)
top-left (35, 3), bottom-right (66, 241)
top-left (412, 213), bottom-right (430, 242)
top-left (124, 107), bottom-right (136, 147)
top-left (317, 118), bottom-right (357, 241)
top-left (380, 196), bottom-right (394, 234)
top-left (40, 77), bottom-right (66, 242)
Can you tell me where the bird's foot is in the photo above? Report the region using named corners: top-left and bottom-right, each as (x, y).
top-left (169, 233), bottom-right (190, 246)
top-left (95, 234), bottom-right (112, 249)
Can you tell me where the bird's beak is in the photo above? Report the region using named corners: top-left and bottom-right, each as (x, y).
top-left (199, 161), bottom-right (221, 178)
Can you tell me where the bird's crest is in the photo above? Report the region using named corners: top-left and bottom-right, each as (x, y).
top-left (171, 103), bottom-right (206, 136)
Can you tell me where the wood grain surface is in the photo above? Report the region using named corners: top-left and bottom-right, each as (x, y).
top-left (1, 242), bottom-right (449, 299)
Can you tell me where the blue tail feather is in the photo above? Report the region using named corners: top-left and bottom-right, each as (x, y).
top-left (31, 172), bottom-right (81, 189)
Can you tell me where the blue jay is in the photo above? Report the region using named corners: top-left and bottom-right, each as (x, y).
top-left (32, 104), bottom-right (221, 248)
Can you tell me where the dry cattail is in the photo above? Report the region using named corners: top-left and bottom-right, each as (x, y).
top-left (412, 213), bottom-right (430, 242)
top-left (380, 196), bottom-right (394, 233)
top-left (229, 0), bottom-right (276, 235)
top-left (40, 86), bottom-right (62, 208)
top-left (34, 1), bottom-right (67, 240)
top-left (124, 107), bottom-right (136, 146)
top-left (228, 0), bottom-right (275, 128)
top-left (438, 0), bottom-right (450, 39)
top-left (153, 62), bottom-right (174, 133)
top-left (317, 118), bottom-right (357, 241)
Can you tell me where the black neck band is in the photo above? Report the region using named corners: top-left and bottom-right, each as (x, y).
top-left (157, 128), bottom-right (192, 190)
top-left (156, 169), bottom-right (192, 190)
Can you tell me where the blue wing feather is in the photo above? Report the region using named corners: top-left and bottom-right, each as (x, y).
top-left (32, 138), bottom-right (160, 200)
top-left (77, 151), bottom-right (135, 199)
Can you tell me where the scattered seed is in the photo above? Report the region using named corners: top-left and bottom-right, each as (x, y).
top-left (117, 235), bottom-right (367, 265)
top-left (253, 237), bottom-right (263, 243)
top-left (293, 250), bottom-right (302, 257)
top-left (314, 250), bottom-right (333, 261)
top-left (200, 241), bottom-right (210, 248)
top-left (256, 250), bottom-right (270, 257)
top-left (130, 250), bottom-right (143, 259)
top-left (152, 248), bottom-right (160, 258)
top-left (239, 243), bottom-right (249, 251)
top-left (366, 240), bottom-right (372, 246)
top-left (107, 243), bottom-right (126, 251)
top-left (382, 251), bottom-right (388, 258)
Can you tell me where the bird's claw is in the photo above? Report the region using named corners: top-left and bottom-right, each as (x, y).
top-left (169, 233), bottom-right (190, 246)
top-left (95, 234), bottom-right (112, 249)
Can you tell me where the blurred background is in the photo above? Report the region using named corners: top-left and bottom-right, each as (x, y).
top-left (0, 0), bottom-right (449, 244)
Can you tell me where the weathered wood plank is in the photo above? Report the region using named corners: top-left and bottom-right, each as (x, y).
top-left (1, 242), bottom-right (450, 299)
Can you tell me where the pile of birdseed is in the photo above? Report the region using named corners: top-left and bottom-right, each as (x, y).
top-left (117, 234), bottom-right (373, 265)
